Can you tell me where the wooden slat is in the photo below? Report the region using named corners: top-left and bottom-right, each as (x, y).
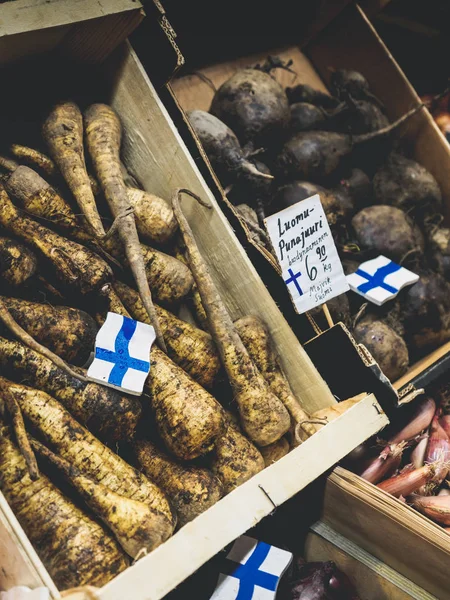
top-left (306, 522), bottom-right (437, 600)
top-left (97, 396), bottom-right (387, 600)
top-left (322, 468), bottom-right (450, 599)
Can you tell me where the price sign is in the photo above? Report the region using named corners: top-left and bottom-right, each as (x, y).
top-left (264, 194), bottom-right (349, 314)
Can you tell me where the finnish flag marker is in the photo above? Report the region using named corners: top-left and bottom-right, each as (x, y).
top-left (347, 255), bottom-right (419, 306)
top-left (209, 535), bottom-right (292, 600)
top-left (87, 312), bottom-right (155, 396)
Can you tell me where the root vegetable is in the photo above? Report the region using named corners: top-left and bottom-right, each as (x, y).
top-left (32, 438), bottom-right (167, 557)
top-left (135, 440), bottom-right (223, 526)
top-left (429, 226), bottom-right (450, 280)
top-left (43, 102), bottom-right (105, 236)
top-left (103, 234), bottom-right (193, 305)
top-left (285, 83), bottom-right (340, 109)
top-left (173, 243), bottom-right (209, 329)
top-left (210, 68), bottom-right (290, 145)
top-left (388, 397), bottom-right (436, 444)
top-left (84, 103), bottom-right (165, 350)
top-left (290, 102), bottom-right (327, 132)
top-left (359, 442), bottom-right (405, 484)
top-left (9, 144), bottom-right (58, 179)
top-left (373, 152), bottom-right (443, 218)
top-left (411, 434), bottom-right (429, 469)
top-left (336, 168), bottom-right (372, 210)
top-left (260, 437), bottom-right (290, 466)
top-left (0, 336), bottom-right (141, 441)
top-left (0, 236), bottom-right (37, 287)
top-left (330, 69), bottom-right (384, 109)
top-left (378, 462), bottom-right (447, 497)
top-left (411, 494), bottom-right (450, 526)
top-left (187, 110), bottom-right (273, 184)
top-left (425, 412), bottom-right (450, 464)
top-left (276, 104), bottom-right (423, 181)
top-left (113, 281), bottom-right (220, 389)
top-left (126, 187), bottom-right (177, 245)
top-left (334, 99), bottom-right (389, 134)
top-left (0, 425), bottom-right (129, 590)
top-left (0, 187), bottom-right (112, 295)
top-left (2, 376), bottom-right (176, 531)
top-left (234, 315), bottom-right (313, 437)
top-left (309, 294), bottom-right (351, 330)
top-left (173, 189), bottom-right (291, 446)
top-left (353, 317), bottom-right (409, 382)
top-left (352, 205), bottom-right (424, 263)
top-left (210, 414), bottom-right (265, 493)
top-left (0, 296), bottom-right (96, 365)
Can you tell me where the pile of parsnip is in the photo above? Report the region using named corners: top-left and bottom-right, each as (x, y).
top-left (347, 381), bottom-right (450, 534)
top-left (188, 59), bottom-right (450, 383)
top-left (0, 98), bottom-right (317, 590)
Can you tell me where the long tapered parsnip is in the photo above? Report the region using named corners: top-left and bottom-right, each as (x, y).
top-left (127, 187), bottom-right (177, 245)
top-left (235, 315), bottom-right (315, 440)
top-left (1, 376), bottom-right (176, 534)
top-left (0, 236), bottom-right (37, 287)
top-left (0, 336), bottom-right (141, 441)
top-left (32, 439), bottom-right (169, 558)
top-left (43, 101), bottom-right (105, 236)
top-left (259, 437), bottom-right (290, 467)
top-left (135, 440), bottom-right (223, 526)
top-left (173, 243), bottom-right (209, 330)
top-left (210, 413), bottom-right (265, 493)
top-left (103, 234), bottom-right (193, 305)
top-left (0, 425), bottom-right (129, 590)
top-left (173, 189), bottom-right (290, 446)
top-left (84, 103), bottom-right (166, 351)
top-left (10, 144), bottom-right (58, 179)
top-left (114, 281), bottom-right (220, 388)
top-left (0, 296), bottom-right (97, 365)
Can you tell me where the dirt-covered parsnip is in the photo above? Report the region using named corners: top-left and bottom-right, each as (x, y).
top-left (0, 336), bottom-right (141, 441)
top-left (84, 103), bottom-right (165, 351)
top-left (259, 437), bottom-right (290, 467)
top-left (210, 413), bottom-right (265, 493)
top-left (43, 101), bottom-right (105, 236)
top-left (0, 296), bottom-right (96, 365)
top-left (127, 187), bottom-right (177, 245)
top-left (103, 234), bottom-right (193, 305)
top-left (3, 376), bottom-right (176, 534)
top-left (173, 243), bottom-right (209, 329)
top-left (0, 236), bottom-right (37, 287)
top-left (0, 187), bottom-right (111, 294)
top-left (235, 315), bottom-right (315, 440)
top-left (114, 281), bottom-right (220, 388)
top-left (173, 189), bottom-right (290, 446)
top-left (32, 439), bottom-right (169, 557)
top-left (0, 425), bottom-right (129, 590)
top-left (9, 144), bottom-right (58, 179)
top-left (135, 440), bottom-right (223, 526)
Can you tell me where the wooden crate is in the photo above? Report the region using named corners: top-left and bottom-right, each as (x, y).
top-left (0, 7), bottom-right (388, 600)
top-left (169, 2), bottom-right (450, 390)
top-left (305, 521), bottom-right (437, 600)
top-left (322, 467), bottom-right (450, 599)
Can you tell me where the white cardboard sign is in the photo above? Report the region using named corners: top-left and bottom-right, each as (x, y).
top-left (264, 194), bottom-right (349, 314)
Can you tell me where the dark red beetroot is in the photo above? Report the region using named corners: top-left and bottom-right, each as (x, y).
top-left (187, 110), bottom-right (271, 185)
top-left (309, 293), bottom-right (351, 329)
top-left (332, 99), bottom-right (389, 135)
top-left (373, 152), bottom-right (443, 218)
top-left (353, 316), bottom-right (409, 382)
top-left (290, 103), bottom-right (327, 132)
top-left (398, 272), bottom-right (450, 355)
top-left (286, 83), bottom-right (340, 109)
top-left (287, 560), bottom-right (360, 600)
top-left (330, 69), bottom-right (384, 109)
top-left (210, 68), bottom-right (290, 145)
top-left (336, 168), bottom-right (372, 210)
top-left (352, 205), bottom-right (424, 263)
top-left (428, 226), bottom-right (450, 280)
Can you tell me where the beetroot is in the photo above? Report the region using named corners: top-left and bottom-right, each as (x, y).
top-left (353, 317), bottom-right (409, 382)
top-left (187, 110), bottom-right (272, 185)
top-left (330, 69), bottom-right (384, 109)
top-left (287, 560), bottom-right (360, 600)
top-left (290, 103), bottom-right (327, 132)
top-left (428, 226), bottom-right (450, 280)
top-left (210, 68), bottom-right (290, 145)
top-left (333, 99), bottom-right (389, 134)
top-left (373, 152), bottom-right (442, 218)
top-left (309, 293), bottom-right (351, 329)
top-left (352, 205), bottom-right (424, 263)
top-left (286, 83), bottom-right (340, 109)
top-left (335, 169), bottom-right (372, 210)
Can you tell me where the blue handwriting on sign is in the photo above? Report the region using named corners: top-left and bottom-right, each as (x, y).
top-left (95, 317), bottom-right (150, 386)
top-left (356, 261), bottom-right (402, 295)
top-left (224, 542), bottom-right (278, 600)
top-left (284, 268), bottom-right (303, 296)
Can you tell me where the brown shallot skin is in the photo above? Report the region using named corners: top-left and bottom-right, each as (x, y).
top-left (359, 442), bottom-right (405, 485)
top-left (377, 462), bottom-right (446, 498)
top-left (411, 434), bottom-right (429, 469)
top-left (425, 411), bottom-right (450, 464)
top-left (388, 397), bottom-right (436, 444)
top-left (411, 494), bottom-right (450, 526)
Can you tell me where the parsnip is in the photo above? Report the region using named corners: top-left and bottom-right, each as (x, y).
top-left (0, 236), bottom-right (37, 287)
top-left (259, 437), bottom-right (290, 467)
top-left (0, 336), bottom-right (141, 441)
top-left (173, 189), bottom-right (290, 446)
top-left (0, 425), bottom-right (129, 590)
top-left (174, 243), bottom-right (209, 329)
top-left (127, 187), bottom-right (177, 245)
top-left (10, 144), bottom-right (58, 179)
top-left (114, 281), bottom-right (220, 388)
top-left (135, 440), bottom-right (223, 526)
top-left (43, 101), bottom-right (105, 236)
top-left (1, 376), bottom-right (176, 536)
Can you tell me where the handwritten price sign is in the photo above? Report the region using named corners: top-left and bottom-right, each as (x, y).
top-left (264, 194), bottom-right (349, 314)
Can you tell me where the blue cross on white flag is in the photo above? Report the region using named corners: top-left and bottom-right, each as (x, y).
top-left (347, 255), bottom-right (419, 306)
top-left (87, 312), bottom-right (155, 396)
top-left (209, 536), bottom-right (292, 600)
